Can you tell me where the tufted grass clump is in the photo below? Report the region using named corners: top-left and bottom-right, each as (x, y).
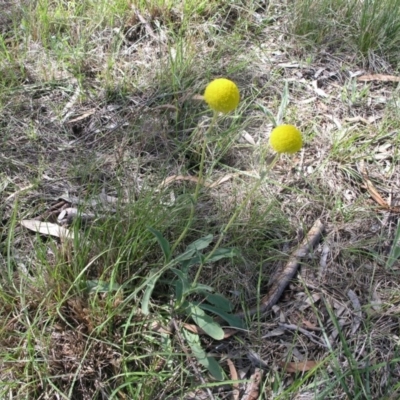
top-left (291, 0), bottom-right (400, 67)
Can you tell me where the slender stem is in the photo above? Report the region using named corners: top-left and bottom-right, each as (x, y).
top-left (192, 152), bottom-right (281, 286)
top-left (171, 112), bottom-right (218, 253)
top-left (194, 111), bottom-right (218, 201)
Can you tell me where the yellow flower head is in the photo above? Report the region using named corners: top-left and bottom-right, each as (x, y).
top-left (269, 124), bottom-right (302, 154)
top-left (204, 78), bottom-right (240, 113)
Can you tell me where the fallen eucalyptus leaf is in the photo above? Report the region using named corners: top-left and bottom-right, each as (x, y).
top-left (21, 220), bottom-right (74, 239)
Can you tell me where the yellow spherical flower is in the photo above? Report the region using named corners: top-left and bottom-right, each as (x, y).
top-left (269, 124), bottom-right (302, 154)
top-left (204, 78), bottom-right (240, 113)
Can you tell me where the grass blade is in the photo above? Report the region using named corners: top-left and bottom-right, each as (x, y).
top-left (386, 219), bottom-right (400, 269)
top-left (141, 269), bottom-right (159, 315)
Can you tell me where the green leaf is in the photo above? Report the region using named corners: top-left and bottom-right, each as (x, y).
top-left (86, 280), bottom-right (120, 293)
top-left (206, 247), bottom-right (239, 263)
top-left (182, 328), bottom-right (224, 381)
top-left (179, 257), bottom-right (195, 274)
top-left (148, 227), bottom-right (171, 262)
top-left (256, 102), bottom-right (277, 125)
top-left (277, 80), bottom-right (289, 125)
top-left (186, 234), bottom-right (213, 252)
top-left (191, 283), bottom-right (214, 293)
top-left (182, 283), bottom-right (214, 297)
top-left (141, 269), bottom-right (159, 315)
top-left (174, 248), bottom-right (196, 263)
top-left (175, 280), bottom-right (183, 305)
top-left (187, 302), bottom-right (224, 340)
top-left (197, 303), bottom-right (244, 329)
top-left (179, 259), bottom-right (191, 272)
top-left (180, 254), bottom-right (202, 273)
top-left (204, 293), bottom-right (234, 312)
top-left (174, 234), bottom-right (213, 270)
top-left (171, 268), bottom-right (190, 295)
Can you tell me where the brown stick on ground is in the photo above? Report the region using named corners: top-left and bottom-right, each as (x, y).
top-left (234, 219), bottom-right (325, 320)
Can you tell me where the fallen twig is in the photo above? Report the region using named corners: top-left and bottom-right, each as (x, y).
top-left (5, 184), bottom-right (35, 203)
top-left (234, 219), bottom-right (325, 319)
top-left (277, 323), bottom-right (328, 348)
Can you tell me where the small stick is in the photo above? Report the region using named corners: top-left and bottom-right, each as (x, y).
top-left (5, 184), bottom-right (35, 202)
top-left (235, 219), bottom-right (324, 320)
top-left (277, 323), bottom-right (328, 348)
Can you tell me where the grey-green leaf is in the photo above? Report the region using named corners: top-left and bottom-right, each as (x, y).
top-left (206, 247), bottom-right (239, 263)
top-left (174, 248), bottom-right (196, 263)
top-left (204, 293), bottom-right (234, 312)
top-left (148, 227), bottom-right (171, 262)
top-left (174, 235), bottom-right (213, 264)
top-left (187, 303), bottom-right (224, 340)
top-left (175, 280), bottom-right (183, 305)
top-left (277, 80), bottom-right (289, 125)
top-left (186, 234), bottom-right (213, 252)
top-left (182, 328), bottom-right (224, 381)
top-left (171, 268), bottom-right (190, 295)
top-left (197, 303), bottom-right (244, 329)
top-left (191, 283), bottom-right (214, 293)
top-left (86, 280), bottom-right (120, 293)
top-left (180, 255), bottom-right (202, 273)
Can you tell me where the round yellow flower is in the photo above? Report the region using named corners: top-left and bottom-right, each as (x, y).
top-left (204, 78), bottom-right (240, 113)
top-left (269, 124), bottom-right (302, 154)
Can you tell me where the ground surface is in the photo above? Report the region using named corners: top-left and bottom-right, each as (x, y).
top-left (1, 1), bottom-right (400, 399)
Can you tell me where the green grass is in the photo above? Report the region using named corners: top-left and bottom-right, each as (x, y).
top-left (1, 0), bottom-right (400, 399)
top-left (291, 0), bottom-right (400, 68)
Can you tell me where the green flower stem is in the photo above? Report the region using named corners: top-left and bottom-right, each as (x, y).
top-left (171, 112), bottom-right (219, 254)
top-left (192, 152), bottom-right (281, 287)
top-left (194, 111), bottom-right (218, 201)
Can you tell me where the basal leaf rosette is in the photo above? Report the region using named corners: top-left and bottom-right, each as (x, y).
top-left (269, 124), bottom-right (302, 154)
top-left (204, 78), bottom-right (240, 113)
